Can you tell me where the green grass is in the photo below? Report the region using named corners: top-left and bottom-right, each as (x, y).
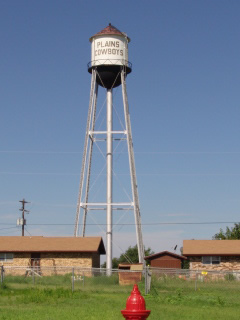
top-left (1, 275), bottom-right (240, 319)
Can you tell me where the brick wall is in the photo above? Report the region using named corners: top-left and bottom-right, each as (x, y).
top-left (41, 252), bottom-right (93, 267)
top-left (189, 256), bottom-right (240, 271)
top-left (2, 253), bottom-right (31, 275)
top-left (2, 252), bottom-right (100, 276)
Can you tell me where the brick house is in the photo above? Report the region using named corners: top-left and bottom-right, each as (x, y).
top-left (183, 240), bottom-right (240, 271)
top-left (0, 236), bottom-right (105, 275)
top-left (144, 251), bottom-right (187, 269)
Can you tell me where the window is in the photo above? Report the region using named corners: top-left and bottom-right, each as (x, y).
top-left (0, 253), bottom-right (14, 262)
top-left (212, 256), bottom-right (221, 264)
top-left (202, 256), bottom-right (211, 264)
top-left (202, 256), bottom-right (220, 265)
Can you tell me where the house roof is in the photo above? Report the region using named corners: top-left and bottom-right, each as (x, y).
top-left (183, 240), bottom-right (240, 256)
top-left (0, 236), bottom-right (105, 254)
top-left (144, 251), bottom-right (187, 261)
top-left (90, 23), bottom-right (130, 42)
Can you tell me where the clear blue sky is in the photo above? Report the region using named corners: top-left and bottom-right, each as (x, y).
top-left (1, 0), bottom-right (240, 258)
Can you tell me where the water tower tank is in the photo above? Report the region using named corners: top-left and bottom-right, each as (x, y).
top-left (88, 23), bottom-right (132, 89)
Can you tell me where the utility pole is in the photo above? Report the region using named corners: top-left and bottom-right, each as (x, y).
top-left (18, 199), bottom-right (30, 236)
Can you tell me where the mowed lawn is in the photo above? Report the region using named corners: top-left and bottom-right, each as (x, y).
top-left (1, 275), bottom-right (240, 320)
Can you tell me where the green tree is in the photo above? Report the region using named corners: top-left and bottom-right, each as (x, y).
top-left (101, 245), bottom-right (154, 268)
top-left (213, 223), bottom-right (240, 239)
top-left (180, 246), bottom-right (189, 269)
top-left (118, 245), bottom-right (154, 264)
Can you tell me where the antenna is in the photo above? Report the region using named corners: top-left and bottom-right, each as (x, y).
top-left (18, 198), bottom-right (30, 236)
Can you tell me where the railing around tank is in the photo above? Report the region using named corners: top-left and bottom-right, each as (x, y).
top-left (87, 59), bottom-right (132, 69)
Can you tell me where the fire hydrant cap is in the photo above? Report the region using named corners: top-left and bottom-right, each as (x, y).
top-left (126, 285), bottom-right (146, 311)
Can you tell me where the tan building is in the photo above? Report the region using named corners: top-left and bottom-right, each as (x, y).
top-left (0, 236), bottom-right (105, 275)
top-left (183, 240), bottom-right (240, 271)
top-left (118, 263), bottom-right (143, 285)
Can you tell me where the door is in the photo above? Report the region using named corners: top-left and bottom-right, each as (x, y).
top-left (31, 253), bottom-right (41, 269)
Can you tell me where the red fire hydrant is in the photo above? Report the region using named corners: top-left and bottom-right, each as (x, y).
top-left (121, 284), bottom-right (151, 320)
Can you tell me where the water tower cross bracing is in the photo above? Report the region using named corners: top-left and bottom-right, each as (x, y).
top-left (74, 24), bottom-right (144, 271)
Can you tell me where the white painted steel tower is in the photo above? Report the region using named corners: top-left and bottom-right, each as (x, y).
top-left (74, 24), bottom-right (144, 273)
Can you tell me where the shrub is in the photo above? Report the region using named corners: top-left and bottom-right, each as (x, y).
top-left (224, 273), bottom-right (236, 281)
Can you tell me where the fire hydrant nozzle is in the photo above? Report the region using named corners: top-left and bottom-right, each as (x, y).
top-left (121, 284), bottom-right (151, 320)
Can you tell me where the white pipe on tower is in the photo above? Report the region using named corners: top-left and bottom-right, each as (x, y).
top-left (106, 89), bottom-right (113, 274)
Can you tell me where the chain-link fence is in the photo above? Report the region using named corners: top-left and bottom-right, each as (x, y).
top-left (1, 265), bottom-right (240, 296)
top-left (0, 266), bottom-right (145, 294)
top-left (145, 267), bottom-right (240, 299)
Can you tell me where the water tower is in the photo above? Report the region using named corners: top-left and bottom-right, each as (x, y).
top-left (74, 24), bottom-right (144, 272)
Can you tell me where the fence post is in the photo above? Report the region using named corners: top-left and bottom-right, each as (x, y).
top-left (1, 266), bottom-right (3, 285)
top-left (32, 268), bottom-right (35, 285)
top-left (144, 266), bottom-right (151, 295)
top-left (148, 268), bottom-right (152, 293)
top-left (144, 266), bottom-right (148, 295)
top-left (195, 271), bottom-right (197, 291)
top-left (72, 268), bottom-right (74, 292)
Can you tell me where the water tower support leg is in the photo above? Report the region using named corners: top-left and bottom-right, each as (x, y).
top-left (82, 83), bottom-right (98, 236)
top-left (121, 70), bottom-right (144, 264)
top-left (74, 70), bottom-right (97, 236)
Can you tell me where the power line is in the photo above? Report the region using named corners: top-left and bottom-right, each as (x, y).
top-left (0, 202), bottom-right (75, 208)
top-left (0, 172), bottom-right (78, 176)
top-left (0, 226), bottom-right (19, 231)
top-left (1, 150), bottom-right (240, 155)
top-left (0, 172), bottom-right (240, 176)
top-left (0, 221), bottom-right (239, 227)
top-left (0, 151), bottom-right (83, 154)
top-left (24, 227), bottom-right (32, 236)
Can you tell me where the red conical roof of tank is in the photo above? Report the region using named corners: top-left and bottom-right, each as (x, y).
top-left (89, 23), bottom-right (130, 42)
